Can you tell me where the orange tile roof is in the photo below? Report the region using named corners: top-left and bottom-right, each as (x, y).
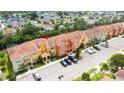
top-left (116, 69), bottom-right (124, 79)
top-left (7, 22), bottom-right (124, 62)
top-left (100, 76), bottom-right (111, 81)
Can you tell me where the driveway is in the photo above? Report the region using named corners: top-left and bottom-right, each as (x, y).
top-left (17, 36), bottom-right (124, 81)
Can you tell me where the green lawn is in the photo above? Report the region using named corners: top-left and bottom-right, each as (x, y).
top-left (90, 71), bottom-right (113, 81)
top-left (32, 62), bottom-right (45, 69)
top-left (86, 68), bottom-right (97, 74)
top-left (73, 68), bottom-right (97, 81)
top-left (90, 71), bottom-right (105, 81)
top-left (73, 76), bottom-right (82, 81)
top-left (0, 50), bottom-right (14, 80)
top-left (51, 55), bottom-right (66, 62)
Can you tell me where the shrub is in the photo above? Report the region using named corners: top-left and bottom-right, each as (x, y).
top-left (108, 53), bottom-right (124, 69)
top-left (81, 72), bottom-right (90, 81)
top-left (100, 63), bottom-right (109, 71)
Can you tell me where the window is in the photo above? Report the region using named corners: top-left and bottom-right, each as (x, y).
top-left (48, 56), bottom-right (50, 59)
top-left (23, 58), bottom-right (30, 63)
top-left (67, 50), bottom-right (70, 53)
top-left (33, 59), bottom-right (37, 63)
top-left (43, 57), bottom-right (46, 61)
top-left (16, 60), bottom-right (20, 63)
top-left (70, 49), bottom-right (72, 52)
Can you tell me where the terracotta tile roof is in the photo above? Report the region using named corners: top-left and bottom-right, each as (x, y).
top-left (54, 31), bottom-right (81, 46)
top-left (7, 22), bottom-right (124, 62)
top-left (32, 38), bottom-right (47, 48)
top-left (48, 37), bottom-right (56, 48)
top-left (100, 76), bottom-right (111, 81)
top-left (7, 40), bottom-right (39, 62)
top-left (116, 69), bottom-right (124, 80)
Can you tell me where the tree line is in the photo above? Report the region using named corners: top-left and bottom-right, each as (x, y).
top-left (0, 15), bottom-right (124, 50)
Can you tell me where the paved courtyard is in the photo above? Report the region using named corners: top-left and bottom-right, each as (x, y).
top-left (17, 36), bottom-right (124, 81)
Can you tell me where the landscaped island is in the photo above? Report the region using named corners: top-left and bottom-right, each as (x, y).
top-left (74, 50), bottom-right (124, 81)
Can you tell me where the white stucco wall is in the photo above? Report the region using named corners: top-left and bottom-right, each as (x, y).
top-left (12, 59), bottom-right (23, 73)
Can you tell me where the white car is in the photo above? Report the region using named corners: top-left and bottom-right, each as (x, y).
top-left (67, 52), bottom-right (75, 56)
top-left (100, 42), bottom-right (109, 48)
top-left (85, 48), bottom-right (94, 54)
top-left (89, 47), bottom-right (96, 53)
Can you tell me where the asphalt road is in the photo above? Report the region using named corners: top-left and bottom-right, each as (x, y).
top-left (17, 36), bottom-right (124, 81)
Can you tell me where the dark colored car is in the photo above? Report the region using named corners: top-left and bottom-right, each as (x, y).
top-left (68, 56), bottom-right (78, 63)
top-left (93, 45), bottom-right (101, 51)
top-left (60, 60), bottom-right (68, 67)
top-left (32, 73), bottom-right (42, 81)
top-left (64, 58), bottom-right (72, 65)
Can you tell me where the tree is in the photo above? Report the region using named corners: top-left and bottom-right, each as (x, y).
top-left (0, 31), bottom-right (3, 39)
top-left (75, 48), bottom-right (80, 59)
top-left (119, 16), bottom-right (124, 22)
top-left (57, 11), bottom-right (63, 17)
top-left (100, 63), bottom-right (109, 71)
top-left (81, 73), bottom-right (90, 81)
top-left (112, 17), bottom-right (119, 23)
top-left (28, 12), bottom-right (38, 20)
top-left (74, 18), bottom-right (88, 30)
top-left (19, 23), bottom-right (40, 36)
top-left (108, 53), bottom-right (124, 72)
top-left (63, 12), bottom-right (69, 16)
top-left (110, 66), bottom-right (118, 73)
top-left (94, 18), bottom-right (111, 26)
top-left (0, 11), bottom-right (11, 18)
top-left (7, 25), bottom-right (12, 28)
top-left (59, 25), bottom-right (66, 32)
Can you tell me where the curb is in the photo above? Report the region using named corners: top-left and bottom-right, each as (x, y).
top-left (16, 56), bottom-right (68, 79)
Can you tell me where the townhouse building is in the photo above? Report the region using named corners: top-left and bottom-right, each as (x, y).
top-left (7, 22), bottom-right (124, 72)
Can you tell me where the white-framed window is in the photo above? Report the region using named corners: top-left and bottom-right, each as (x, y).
top-left (16, 60), bottom-right (20, 64)
top-left (33, 59), bottom-right (37, 63)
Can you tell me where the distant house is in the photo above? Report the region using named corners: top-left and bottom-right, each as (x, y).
top-left (0, 24), bottom-right (7, 30)
top-left (116, 69), bottom-right (124, 80)
top-left (100, 76), bottom-right (112, 81)
top-left (2, 28), bottom-right (17, 36)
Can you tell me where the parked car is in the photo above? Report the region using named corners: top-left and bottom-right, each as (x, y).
top-left (93, 45), bottom-right (101, 51)
top-left (68, 56), bottom-right (78, 64)
top-left (60, 60), bottom-right (68, 67)
top-left (100, 42), bottom-right (109, 48)
top-left (64, 58), bottom-right (72, 65)
top-left (67, 52), bottom-right (75, 57)
top-left (85, 48), bottom-right (94, 55)
top-left (32, 72), bottom-right (42, 81)
top-left (89, 47), bottom-right (96, 53)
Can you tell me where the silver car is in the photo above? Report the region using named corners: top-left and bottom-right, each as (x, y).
top-left (32, 72), bottom-right (42, 81)
top-left (85, 48), bottom-right (94, 54)
top-left (89, 47), bottom-right (96, 53)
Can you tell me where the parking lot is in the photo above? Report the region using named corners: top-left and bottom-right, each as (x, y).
top-left (17, 36), bottom-right (124, 81)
